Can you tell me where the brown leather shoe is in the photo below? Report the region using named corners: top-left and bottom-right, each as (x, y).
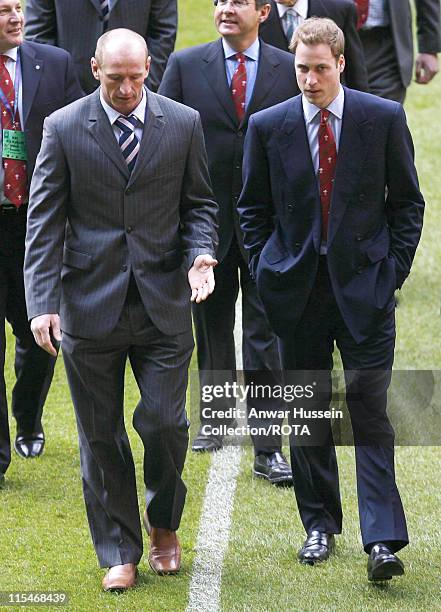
top-left (102, 563), bottom-right (137, 591)
top-left (143, 510), bottom-right (181, 575)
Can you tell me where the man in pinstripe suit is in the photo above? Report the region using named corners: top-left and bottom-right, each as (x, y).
top-left (24, 29), bottom-right (218, 591)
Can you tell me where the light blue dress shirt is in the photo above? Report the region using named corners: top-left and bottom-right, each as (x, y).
top-left (222, 38), bottom-right (259, 109)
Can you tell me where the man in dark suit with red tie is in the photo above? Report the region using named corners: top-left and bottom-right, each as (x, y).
top-left (159, 0), bottom-right (299, 483)
top-left (238, 17), bottom-right (424, 581)
top-left (0, 0), bottom-right (82, 487)
top-left (259, 0), bottom-right (369, 92)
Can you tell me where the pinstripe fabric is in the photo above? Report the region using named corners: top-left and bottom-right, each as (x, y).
top-left (24, 88), bottom-right (217, 567)
top-left (24, 88), bottom-right (218, 339)
top-left (25, 0), bottom-right (178, 93)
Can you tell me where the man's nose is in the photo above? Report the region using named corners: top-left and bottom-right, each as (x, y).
top-left (119, 80), bottom-right (132, 95)
top-left (306, 72), bottom-right (317, 86)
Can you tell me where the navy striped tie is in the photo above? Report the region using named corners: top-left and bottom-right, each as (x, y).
top-left (101, 0), bottom-right (109, 30)
top-left (115, 115), bottom-right (140, 173)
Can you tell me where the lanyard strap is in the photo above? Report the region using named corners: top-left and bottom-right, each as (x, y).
top-left (0, 52), bottom-right (22, 125)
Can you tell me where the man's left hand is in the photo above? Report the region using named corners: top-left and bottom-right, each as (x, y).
top-left (415, 53), bottom-right (439, 84)
top-left (188, 254), bottom-right (218, 303)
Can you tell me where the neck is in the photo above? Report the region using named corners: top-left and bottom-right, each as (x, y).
top-left (223, 34), bottom-right (258, 54)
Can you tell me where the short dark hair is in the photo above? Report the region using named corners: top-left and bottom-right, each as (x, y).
top-left (290, 17), bottom-right (345, 61)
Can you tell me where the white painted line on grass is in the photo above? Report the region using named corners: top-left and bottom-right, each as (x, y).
top-left (186, 445), bottom-right (243, 612)
top-left (186, 298), bottom-right (244, 612)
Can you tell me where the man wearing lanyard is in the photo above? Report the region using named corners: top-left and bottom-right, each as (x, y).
top-left (0, 0), bottom-right (82, 487)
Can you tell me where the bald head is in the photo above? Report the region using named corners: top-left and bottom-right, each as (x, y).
top-left (91, 28), bottom-right (151, 116)
top-left (94, 28), bottom-right (149, 66)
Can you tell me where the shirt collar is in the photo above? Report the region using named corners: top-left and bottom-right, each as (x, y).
top-left (222, 37), bottom-right (260, 61)
top-left (100, 86), bottom-right (147, 126)
top-left (302, 85), bottom-right (345, 124)
top-left (1, 47), bottom-right (18, 62)
top-left (276, 0), bottom-right (308, 19)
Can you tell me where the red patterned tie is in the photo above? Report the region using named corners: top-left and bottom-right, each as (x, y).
top-left (231, 53), bottom-right (247, 122)
top-left (318, 110), bottom-right (337, 241)
top-left (0, 55), bottom-right (27, 208)
top-left (354, 0), bottom-right (369, 30)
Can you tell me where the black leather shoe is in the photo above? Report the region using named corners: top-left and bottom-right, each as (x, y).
top-left (192, 426), bottom-right (223, 452)
top-left (253, 451), bottom-right (293, 486)
top-left (298, 531), bottom-right (335, 565)
top-left (367, 543), bottom-right (404, 582)
top-left (14, 432), bottom-right (45, 458)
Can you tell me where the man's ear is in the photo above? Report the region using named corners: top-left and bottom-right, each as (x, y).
top-left (91, 57), bottom-right (100, 81)
top-left (338, 54), bottom-right (345, 73)
top-left (145, 55), bottom-right (151, 78)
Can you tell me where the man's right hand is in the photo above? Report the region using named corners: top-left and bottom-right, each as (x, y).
top-left (30, 314), bottom-right (62, 356)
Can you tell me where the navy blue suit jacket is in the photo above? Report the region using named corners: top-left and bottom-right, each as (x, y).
top-left (238, 88), bottom-right (424, 343)
top-left (19, 40), bottom-right (83, 181)
top-left (159, 39), bottom-right (299, 263)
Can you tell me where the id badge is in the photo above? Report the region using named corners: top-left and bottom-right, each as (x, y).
top-left (2, 129), bottom-right (27, 160)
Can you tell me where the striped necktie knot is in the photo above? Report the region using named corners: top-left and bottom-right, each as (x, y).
top-left (101, 0), bottom-right (109, 30)
top-left (115, 115), bottom-right (140, 172)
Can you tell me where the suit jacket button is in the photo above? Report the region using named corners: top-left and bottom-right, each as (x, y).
top-left (356, 234), bottom-right (363, 241)
top-left (359, 194), bottom-right (365, 202)
top-left (237, 130), bottom-right (243, 137)
top-left (275, 270), bottom-right (281, 276)
top-left (121, 265), bottom-right (128, 272)
top-left (287, 203), bottom-right (295, 212)
top-left (126, 226), bottom-right (133, 233)
top-left (356, 266), bottom-right (363, 274)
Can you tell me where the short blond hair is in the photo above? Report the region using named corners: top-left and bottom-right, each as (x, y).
top-left (289, 17), bottom-right (345, 62)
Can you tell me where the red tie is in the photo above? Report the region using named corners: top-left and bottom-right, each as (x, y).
top-left (0, 55), bottom-right (27, 208)
top-left (318, 110), bottom-right (337, 241)
top-left (354, 0), bottom-right (369, 30)
top-left (231, 53), bottom-right (247, 122)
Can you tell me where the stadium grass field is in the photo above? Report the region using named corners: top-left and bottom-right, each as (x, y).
top-left (1, 2), bottom-right (440, 610)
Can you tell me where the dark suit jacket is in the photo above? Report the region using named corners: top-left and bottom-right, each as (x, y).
top-left (24, 0), bottom-right (177, 93)
top-left (388, 0), bottom-right (441, 87)
top-left (159, 39), bottom-right (299, 263)
top-left (259, 0), bottom-right (368, 92)
top-left (238, 88), bottom-right (425, 343)
top-left (19, 41), bottom-right (83, 181)
top-left (24, 89), bottom-right (218, 339)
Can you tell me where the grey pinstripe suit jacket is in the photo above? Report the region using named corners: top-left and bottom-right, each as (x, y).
top-left (24, 89), bottom-right (218, 339)
top-left (25, 0), bottom-right (177, 93)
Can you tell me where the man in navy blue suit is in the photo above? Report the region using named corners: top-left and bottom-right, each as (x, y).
top-left (0, 0), bottom-right (82, 487)
top-left (238, 17), bottom-right (424, 581)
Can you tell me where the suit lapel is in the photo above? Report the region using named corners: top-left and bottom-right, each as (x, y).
top-left (88, 0), bottom-right (102, 14)
top-left (276, 97), bottom-right (322, 252)
top-left (327, 88), bottom-right (374, 246)
top-left (201, 39), bottom-right (238, 128)
top-left (19, 43), bottom-right (43, 128)
top-left (245, 42), bottom-right (288, 121)
top-left (308, 0), bottom-right (329, 18)
top-left (88, 90), bottom-right (130, 180)
top-left (128, 90), bottom-right (165, 187)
